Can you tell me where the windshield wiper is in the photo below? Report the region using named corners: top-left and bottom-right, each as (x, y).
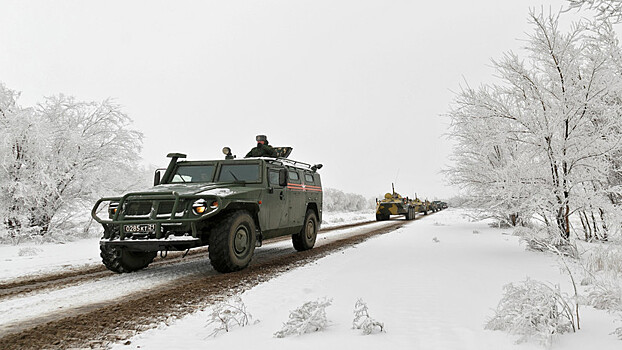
top-left (228, 170), bottom-right (244, 183)
top-left (175, 173), bottom-right (187, 183)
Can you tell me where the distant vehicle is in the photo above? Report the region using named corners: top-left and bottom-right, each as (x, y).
top-left (92, 150), bottom-right (323, 274)
top-left (431, 200), bottom-right (447, 211)
top-left (375, 184), bottom-right (417, 221)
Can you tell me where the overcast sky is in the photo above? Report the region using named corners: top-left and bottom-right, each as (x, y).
top-left (1, 0), bottom-right (596, 199)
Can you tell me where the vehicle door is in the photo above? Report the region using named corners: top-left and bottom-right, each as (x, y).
top-left (263, 166), bottom-right (288, 232)
top-left (285, 168), bottom-right (306, 227)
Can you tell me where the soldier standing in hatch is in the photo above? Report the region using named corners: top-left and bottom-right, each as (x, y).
top-left (245, 135), bottom-right (278, 158)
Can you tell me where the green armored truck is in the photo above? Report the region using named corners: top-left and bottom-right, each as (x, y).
top-left (92, 151), bottom-right (323, 273)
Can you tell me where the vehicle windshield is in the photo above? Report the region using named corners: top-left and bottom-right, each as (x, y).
top-left (218, 164), bottom-right (260, 183)
top-left (170, 165), bottom-right (216, 183)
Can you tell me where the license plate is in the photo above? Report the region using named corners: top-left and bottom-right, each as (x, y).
top-left (124, 224), bottom-right (156, 233)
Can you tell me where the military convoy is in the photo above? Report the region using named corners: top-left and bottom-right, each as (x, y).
top-left (92, 142), bottom-right (447, 274)
top-left (92, 149), bottom-right (323, 274)
top-left (375, 184), bottom-right (447, 221)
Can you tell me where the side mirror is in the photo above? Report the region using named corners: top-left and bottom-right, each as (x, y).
top-left (279, 168), bottom-right (288, 187)
top-left (154, 169), bottom-right (163, 186)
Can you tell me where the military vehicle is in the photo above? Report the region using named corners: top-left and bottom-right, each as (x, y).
top-left (408, 196), bottom-right (434, 215)
top-left (375, 184), bottom-right (417, 221)
top-left (431, 200), bottom-right (446, 212)
top-left (92, 150), bottom-right (323, 274)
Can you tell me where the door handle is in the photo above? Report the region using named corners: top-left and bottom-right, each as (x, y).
top-left (279, 191), bottom-right (284, 200)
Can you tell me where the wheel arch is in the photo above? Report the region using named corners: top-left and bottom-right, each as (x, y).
top-left (220, 201), bottom-right (261, 230)
top-left (306, 202), bottom-right (320, 224)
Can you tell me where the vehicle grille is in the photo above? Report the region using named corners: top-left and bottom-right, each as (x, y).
top-left (157, 201), bottom-right (184, 214)
top-left (123, 200), bottom-right (185, 216)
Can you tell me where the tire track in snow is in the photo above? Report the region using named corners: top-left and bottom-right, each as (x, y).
top-left (0, 218), bottom-right (418, 348)
top-left (0, 220), bottom-right (379, 299)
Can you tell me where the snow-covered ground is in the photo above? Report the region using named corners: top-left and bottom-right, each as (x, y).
top-left (1, 209), bottom-right (620, 349)
top-left (0, 236), bottom-right (101, 283)
top-left (109, 209), bottom-right (616, 349)
top-left (321, 210), bottom-right (375, 228)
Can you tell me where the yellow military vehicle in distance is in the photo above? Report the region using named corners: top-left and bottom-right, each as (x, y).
top-left (375, 184), bottom-right (417, 221)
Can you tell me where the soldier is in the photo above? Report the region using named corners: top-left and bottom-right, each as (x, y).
top-left (245, 135), bottom-right (278, 158)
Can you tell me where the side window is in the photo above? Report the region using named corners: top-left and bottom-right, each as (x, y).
top-left (269, 169), bottom-right (281, 186)
top-left (304, 173), bottom-right (314, 184)
top-left (288, 170), bottom-right (300, 183)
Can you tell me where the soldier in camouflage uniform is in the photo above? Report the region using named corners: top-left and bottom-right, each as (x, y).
top-left (245, 135), bottom-right (278, 158)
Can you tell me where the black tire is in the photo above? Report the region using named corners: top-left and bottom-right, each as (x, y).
top-left (376, 213), bottom-right (389, 221)
top-left (100, 246), bottom-right (156, 273)
top-left (293, 210), bottom-right (318, 251)
top-left (208, 211), bottom-right (256, 273)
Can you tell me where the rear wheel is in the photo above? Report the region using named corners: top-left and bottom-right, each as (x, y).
top-left (100, 246), bottom-right (156, 273)
top-left (209, 211), bottom-right (256, 273)
top-left (293, 210), bottom-right (318, 251)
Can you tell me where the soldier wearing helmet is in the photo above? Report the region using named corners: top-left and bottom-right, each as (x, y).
top-left (245, 135), bottom-right (278, 158)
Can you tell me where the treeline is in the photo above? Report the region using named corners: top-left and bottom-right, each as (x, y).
top-left (323, 188), bottom-right (375, 212)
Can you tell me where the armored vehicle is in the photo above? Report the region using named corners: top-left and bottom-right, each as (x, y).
top-left (92, 151), bottom-right (323, 273)
top-left (431, 200), bottom-right (446, 212)
top-left (375, 184), bottom-right (417, 221)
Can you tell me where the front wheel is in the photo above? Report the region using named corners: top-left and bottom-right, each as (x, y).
top-left (376, 213), bottom-right (389, 221)
top-left (100, 246), bottom-right (156, 273)
top-left (209, 211), bottom-right (257, 273)
top-left (293, 210), bottom-right (318, 251)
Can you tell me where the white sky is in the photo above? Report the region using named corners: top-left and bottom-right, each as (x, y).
top-left (0, 0), bottom-right (592, 199)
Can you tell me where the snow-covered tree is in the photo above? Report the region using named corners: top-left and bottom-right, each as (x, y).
top-left (447, 10), bottom-right (622, 239)
top-left (568, 0), bottom-right (622, 22)
top-left (0, 83), bottom-right (145, 240)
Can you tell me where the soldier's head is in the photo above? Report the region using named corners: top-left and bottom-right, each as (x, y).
top-left (256, 134), bottom-right (268, 145)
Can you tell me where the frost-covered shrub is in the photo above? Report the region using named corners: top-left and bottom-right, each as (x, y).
top-left (274, 298), bottom-right (332, 338)
top-left (517, 226), bottom-right (578, 259)
top-left (486, 278), bottom-right (575, 346)
top-left (205, 296), bottom-right (255, 337)
top-left (580, 243), bottom-right (622, 332)
top-left (586, 278), bottom-right (622, 310)
top-left (17, 247), bottom-right (43, 256)
top-left (583, 244), bottom-right (622, 277)
top-left (352, 299), bottom-right (384, 335)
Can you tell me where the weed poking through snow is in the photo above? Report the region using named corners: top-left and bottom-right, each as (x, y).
top-left (206, 296), bottom-right (255, 337)
top-left (274, 298), bottom-right (332, 338)
top-left (352, 299), bottom-right (385, 335)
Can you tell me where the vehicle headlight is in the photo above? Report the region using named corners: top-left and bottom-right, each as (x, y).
top-left (192, 199), bottom-right (208, 215)
top-left (108, 202), bottom-right (119, 219)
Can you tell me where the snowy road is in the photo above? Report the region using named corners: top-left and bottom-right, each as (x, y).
top-left (0, 217), bottom-right (408, 349)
